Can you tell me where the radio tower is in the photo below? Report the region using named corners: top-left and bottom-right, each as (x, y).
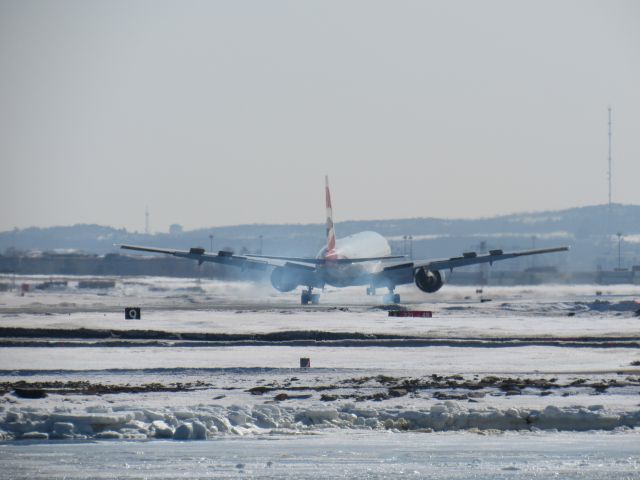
top-left (608, 106), bottom-right (612, 214)
top-left (145, 206), bottom-right (150, 235)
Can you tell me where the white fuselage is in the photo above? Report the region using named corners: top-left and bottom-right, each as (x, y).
top-left (316, 231), bottom-right (391, 287)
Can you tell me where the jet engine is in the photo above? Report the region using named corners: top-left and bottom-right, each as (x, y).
top-left (414, 268), bottom-right (445, 293)
top-left (270, 267), bottom-right (299, 292)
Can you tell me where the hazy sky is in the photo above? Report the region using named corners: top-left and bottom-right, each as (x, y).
top-left (1, 1), bottom-right (639, 233)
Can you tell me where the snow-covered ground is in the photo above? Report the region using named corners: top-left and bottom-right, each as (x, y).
top-left (2, 344), bottom-right (638, 374)
top-left (2, 276), bottom-right (639, 338)
top-left (1, 431), bottom-right (639, 479)
top-left (2, 274), bottom-right (639, 311)
top-left (3, 305), bottom-right (640, 338)
top-left (0, 277), bottom-right (639, 476)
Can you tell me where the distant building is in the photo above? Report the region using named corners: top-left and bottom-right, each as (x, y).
top-left (169, 224), bottom-right (183, 235)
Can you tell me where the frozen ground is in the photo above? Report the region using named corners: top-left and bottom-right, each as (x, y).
top-left (2, 275), bottom-right (639, 313)
top-left (1, 275), bottom-right (639, 339)
top-left (1, 431), bottom-right (640, 479)
top-left (0, 276), bottom-right (639, 477)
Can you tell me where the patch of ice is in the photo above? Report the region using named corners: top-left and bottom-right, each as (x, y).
top-left (151, 420), bottom-right (173, 438)
top-left (173, 423), bottom-right (192, 440)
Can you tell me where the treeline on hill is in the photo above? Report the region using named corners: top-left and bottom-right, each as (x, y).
top-left (1, 204), bottom-right (639, 271)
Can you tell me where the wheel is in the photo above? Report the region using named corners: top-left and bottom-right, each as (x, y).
top-left (301, 292), bottom-right (310, 305)
top-left (382, 293), bottom-right (400, 304)
top-left (310, 293), bottom-right (320, 305)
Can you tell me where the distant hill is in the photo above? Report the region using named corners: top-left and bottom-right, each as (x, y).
top-left (1, 204), bottom-right (639, 270)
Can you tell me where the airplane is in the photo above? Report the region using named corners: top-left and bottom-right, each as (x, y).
top-left (119, 177), bottom-right (568, 305)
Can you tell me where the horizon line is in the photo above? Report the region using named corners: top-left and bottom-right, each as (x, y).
top-left (1, 202), bottom-right (638, 235)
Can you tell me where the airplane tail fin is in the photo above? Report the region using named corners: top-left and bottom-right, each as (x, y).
top-left (325, 176), bottom-right (337, 260)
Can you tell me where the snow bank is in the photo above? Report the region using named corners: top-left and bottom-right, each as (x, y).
top-left (1, 401), bottom-right (638, 441)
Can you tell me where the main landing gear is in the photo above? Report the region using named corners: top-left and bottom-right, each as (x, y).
top-left (301, 287), bottom-right (320, 305)
top-left (382, 287), bottom-right (400, 304)
top-left (366, 286), bottom-right (401, 304)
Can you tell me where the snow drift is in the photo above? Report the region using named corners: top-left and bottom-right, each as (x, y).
top-left (1, 401), bottom-right (638, 441)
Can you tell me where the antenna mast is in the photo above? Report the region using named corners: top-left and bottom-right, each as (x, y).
top-left (145, 206), bottom-right (150, 235)
top-left (608, 106), bottom-right (612, 213)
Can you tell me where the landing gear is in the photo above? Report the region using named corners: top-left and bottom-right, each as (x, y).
top-left (366, 286), bottom-right (376, 296)
top-left (382, 288), bottom-right (400, 304)
top-left (383, 293), bottom-right (400, 304)
top-left (301, 288), bottom-right (320, 305)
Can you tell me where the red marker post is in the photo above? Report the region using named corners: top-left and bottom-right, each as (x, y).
top-left (388, 310), bottom-right (432, 318)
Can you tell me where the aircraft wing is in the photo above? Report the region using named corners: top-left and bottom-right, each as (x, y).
top-left (415, 246), bottom-right (569, 271)
top-left (118, 244), bottom-right (310, 271)
top-left (375, 246), bottom-right (569, 286)
top-left (119, 244), bottom-right (404, 267)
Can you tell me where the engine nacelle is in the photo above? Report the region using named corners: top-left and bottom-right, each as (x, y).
top-left (414, 268), bottom-right (445, 293)
top-left (270, 267), bottom-right (299, 292)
